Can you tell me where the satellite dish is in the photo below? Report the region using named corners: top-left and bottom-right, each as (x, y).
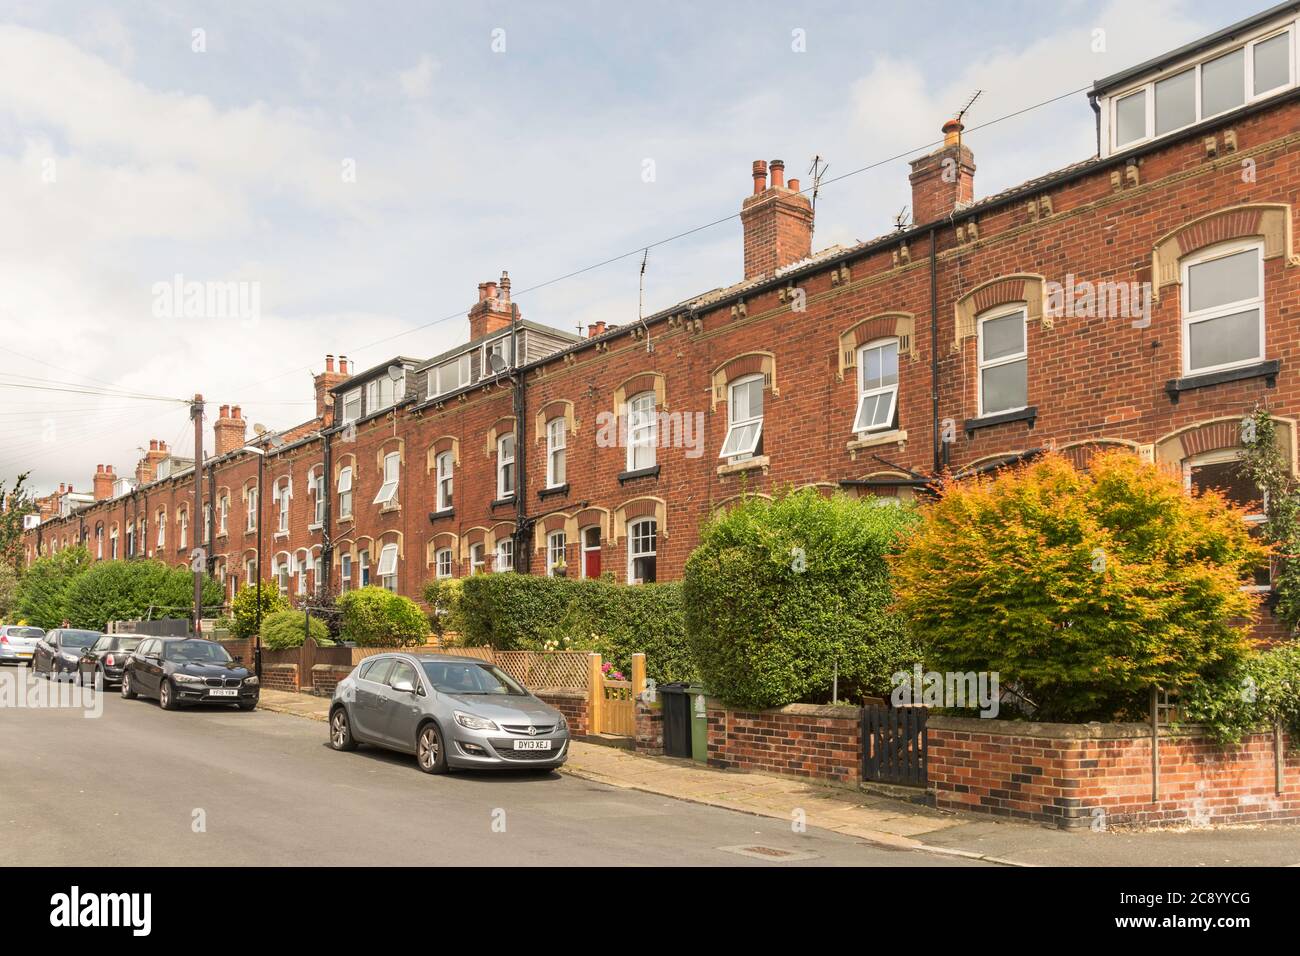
top-left (253, 423), bottom-right (268, 436)
top-left (387, 364), bottom-right (404, 382)
top-left (488, 353), bottom-right (507, 374)
top-left (323, 394), bottom-right (335, 407)
top-left (270, 434), bottom-right (285, 449)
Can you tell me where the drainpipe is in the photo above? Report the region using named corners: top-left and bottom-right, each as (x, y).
top-left (321, 426), bottom-right (333, 597)
top-left (510, 303), bottom-right (532, 573)
top-left (1089, 93), bottom-right (1101, 157)
top-left (929, 227), bottom-right (941, 475)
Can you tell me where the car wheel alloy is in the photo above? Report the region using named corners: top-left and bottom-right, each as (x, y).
top-left (159, 679), bottom-right (178, 711)
top-left (417, 724), bottom-right (447, 774)
top-left (330, 709), bottom-right (357, 751)
top-left (121, 672), bottom-right (136, 699)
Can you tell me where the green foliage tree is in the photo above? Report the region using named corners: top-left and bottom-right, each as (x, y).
top-left (683, 488), bottom-right (919, 709)
top-left (62, 559), bottom-right (223, 631)
top-left (891, 450), bottom-right (1266, 722)
top-left (1237, 408), bottom-right (1300, 629)
top-left (260, 608), bottom-right (333, 650)
top-left (230, 581), bottom-right (290, 638)
top-left (1181, 643), bottom-right (1300, 747)
top-left (422, 577), bottom-right (463, 638)
top-left (13, 546), bottom-right (92, 628)
top-left (338, 586), bottom-right (428, 646)
top-left (0, 561), bottom-right (19, 622)
top-left (0, 473), bottom-right (34, 571)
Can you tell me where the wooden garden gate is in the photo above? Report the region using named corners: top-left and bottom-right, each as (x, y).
top-left (862, 704), bottom-right (928, 786)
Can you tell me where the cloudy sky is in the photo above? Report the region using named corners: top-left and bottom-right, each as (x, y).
top-left (0, 0), bottom-right (1267, 493)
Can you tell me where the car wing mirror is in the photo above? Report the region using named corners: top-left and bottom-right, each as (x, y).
top-left (391, 679), bottom-right (415, 694)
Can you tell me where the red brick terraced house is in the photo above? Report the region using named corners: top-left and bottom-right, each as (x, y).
top-left (22, 4), bottom-right (1300, 638)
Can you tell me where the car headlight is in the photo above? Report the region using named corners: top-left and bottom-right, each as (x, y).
top-left (172, 673), bottom-right (204, 684)
top-left (243, 676), bottom-right (259, 686)
top-left (59, 652), bottom-right (79, 662)
top-left (554, 713), bottom-right (568, 734)
top-left (454, 710), bottom-right (499, 731)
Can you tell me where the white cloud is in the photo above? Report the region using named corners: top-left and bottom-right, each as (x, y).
top-left (398, 54), bottom-right (438, 100)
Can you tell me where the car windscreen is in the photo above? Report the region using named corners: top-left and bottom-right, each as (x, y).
top-left (6, 627), bottom-right (44, 639)
top-left (420, 661), bottom-right (527, 696)
top-left (163, 640), bottom-right (233, 664)
top-left (112, 637), bottom-right (142, 652)
top-left (60, 631), bottom-right (101, 648)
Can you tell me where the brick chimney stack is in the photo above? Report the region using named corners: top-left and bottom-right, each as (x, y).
top-left (213, 404), bottom-right (248, 456)
top-left (741, 158), bottom-right (814, 281)
top-left (469, 270), bottom-right (517, 341)
top-left (908, 118), bottom-right (976, 226)
top-left (93, 464), bottom-right (116, 501)
top-left (136, 439), bottom-right (169, 485)
top-left (313, 354), bottom-right (351, 426)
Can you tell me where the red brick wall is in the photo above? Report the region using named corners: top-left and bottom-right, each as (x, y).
top-left (536, 689), bottom-right (588, 737)
top-left (310, 664), bottom-right (353, 697)
top-left (261, 663), bottom-right (299, 693)
top-left (706, 701), bottom-right (862, 785)
top-left (635, 698), bottom-right (663, 755)
top-left (928, 717), bottom-right (1300, 828)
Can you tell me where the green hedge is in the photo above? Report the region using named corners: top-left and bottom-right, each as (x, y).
top-left (683, 488), bottom-right (920, 709)
top-left (261, 609), bottom-right (332, 650)
top-left (456, 574), bottom-right (694, 685)
top-left (61, 557), bottom-right (223, 632)
top-left (338, 586), bottom-right (428, 646)
top-left (230, 582), bottom-right (290, 638)
top-left (13, 546), bottom-right (92, 628)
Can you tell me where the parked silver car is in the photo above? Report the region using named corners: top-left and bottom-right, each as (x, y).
top-left (329, 653), bottom-right (569, 773)
top-left (0, 625), bottom-right (44, 665)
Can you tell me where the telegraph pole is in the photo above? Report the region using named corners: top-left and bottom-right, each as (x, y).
top-left (191, 394), bottom-right (205, 634)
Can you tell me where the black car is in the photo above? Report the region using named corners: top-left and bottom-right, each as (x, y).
top-left (33, 629), bottom-right (104, 679)
top-left (76, 634), bottom-right (143, 687)
top-left (121, 637), bottom-right (259, 711)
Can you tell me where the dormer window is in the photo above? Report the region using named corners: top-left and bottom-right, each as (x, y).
top-left (1104, 20), bottom-right (1296, 154)
top-left (366, 374), bottom-right (404, 412)
top-left (340, 388), bottom-right (361, 424)
top-left (483, 338), bottom-right (508, 374)
top-left (429, 354), bottom-right (471, 397)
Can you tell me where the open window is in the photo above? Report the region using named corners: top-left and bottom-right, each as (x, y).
top-left (373, 452), bottom-right (400, 506)
top-left (377, 542), bottom-right (399, 592)
top-left (720, 374), bottom-right (764, 461)
top-left (337, 465), bottom-right (353, 519)
top-left (854, 338), bottom-right (899, 434)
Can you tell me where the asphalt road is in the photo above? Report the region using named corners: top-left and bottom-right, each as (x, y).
top-left (0, 678), bottom-right (981, 867)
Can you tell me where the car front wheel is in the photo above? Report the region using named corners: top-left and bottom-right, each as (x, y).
top-left (158, 678), bottom-right (179, 711)
top-left (416, 723), bottom-right (447, 774)
top-left (121, 671), bottom-right (137, 699)
top-left (330, 708), bottom-right (358, 751)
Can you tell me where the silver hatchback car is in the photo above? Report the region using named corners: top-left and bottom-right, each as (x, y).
top-left (329, 653), bottom-right (569, 773)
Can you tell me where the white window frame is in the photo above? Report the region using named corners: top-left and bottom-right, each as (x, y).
top-left (276, 478), bottom-right (291, 533)
top-left (546, 417), bottom-right (566, 488)
top-left (1180, 239), bottom-right (1265, 377)
top-left (854, 338), bottom-right (900, 435)
top-left (497, 433), bottom-right (516, 499)
top-left (157, 511), bottom-right (166, 549)
top-left (626, 391), bottom-right (658, 471)
top-left (366, 374), bottom-right (404, 414)
top-left (218, 494), bottom-right (228, 535)
top-left (720, 373), bottom-right (765, 461)
top-left (341, 553), bottom-right (352, 593)
top-left (627, 518), bottom-right (657, 584)
top-left (373, 452), bottom-right (400, 506)
top-left (110, 527), bottom-right (118, 560)
top-left (483, 338), bottom-right (508, 375)
top-left (377, 542), bottom-right (399, 592)
top-left (95, 526), bottom-right (103, 559)
top-left (976, 306), bottom-right (1029, 418)
top-left (246, 486), bottom-right (257, 532)
top-left (340, 388), bottom-right (362, 424)
top-left (311, 470), bottom-right (325, 528)
top-left (495, 537), bottom-right (514, 572)
top-left (203, 503), bottom-right (211, 544)
top-left (337, 466), bottom-right (353, 520)
top-left (430, 354), bottom-right (471, 397)
top-left (295, 553), bottom-right (307, 596)
top-left (436, 452), bottom-right (453, 511)
top-left (435, 547), bottom-right (453, 580)
top-left (359, 549), bottom-right (370, 587)
top-left (1106, 20), bottom-right (1299, 153)
top-left (245, 558), bottom-right (255, 586)
top-left (469, 542), bottom-right (485, 575)
top-left (178, 509), bottom-right (188, 550)
top-left (546, 530), bottom-right (567, 576)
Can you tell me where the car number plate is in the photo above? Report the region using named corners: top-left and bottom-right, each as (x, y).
top-left (514, 739), bottom-right (551, 751)
top-left (208, 688), bottom-right (238, 697)
top-left (17, 651), bottom-right (31, 658)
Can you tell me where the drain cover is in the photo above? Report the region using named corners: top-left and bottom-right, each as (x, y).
top-left (717, 844), bottom-right (819, 862)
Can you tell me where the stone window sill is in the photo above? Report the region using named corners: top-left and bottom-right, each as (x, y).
top-left (539, 483), bottom-right (570, 499)
top-left (491, 496), bottom-right (516, 509)
top-left (1164, 359), bottom-right (1279, 403)
top-left (847, 429), bottom-right (907, 460)
top-left (717, 455), bottom-right (770, 477)
top-left (380, 503), bottom-right (401, 515)
top-left (618, 466), bottom-right (660, 484)
top-left (428, 508), bottom-right (454, 522)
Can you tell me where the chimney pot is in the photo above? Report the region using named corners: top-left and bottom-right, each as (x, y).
top-left (325, 354), bottom-right (335, 373)
top-left (942, 117), bottom-right (964, 147)
top-left (751, 160), bottom-right (768, 195)
top-left (220, 404), bottom-right (230, 418)
top-left (770, 159), bottom-right (785, 189)
top-left (740, 159), bottom-right (814, 280)
top-left (339, 356), bottom-right (348, 374)
top-left (232, 405), bottom-right (241, 419)
top-left (788, 178), bottom-right (800, 192)
top-left (908, 119), bottom-right (976, 225)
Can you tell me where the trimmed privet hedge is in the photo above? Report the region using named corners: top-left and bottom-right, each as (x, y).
top-left (683, 488), bottom-right (921, 709)
top-left (338, 586), bottom-right (428, 646)
top-left (456, 574), bottom-right (694, 685)
top-left (62, 558), bottom-right (223, 632)
top-left (261, 609), bottom-right (332, 650)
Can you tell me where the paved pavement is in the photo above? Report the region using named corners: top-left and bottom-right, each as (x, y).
top-left (0, 682), bottom-right (983, 867)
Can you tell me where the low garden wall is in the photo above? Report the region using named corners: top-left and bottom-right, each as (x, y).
top-left (704, 700), bottom-right (863, 786)
top-left (928, 717), bottom-right (1300, 829)
top-left (535, 689), bottom-right (589, 737)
